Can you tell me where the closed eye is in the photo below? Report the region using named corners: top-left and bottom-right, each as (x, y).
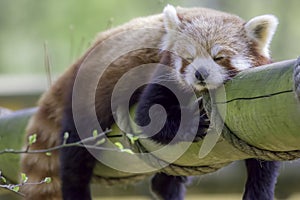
top-left (213, 56), bottom-right (225, 62)
top-left (185, 57), bottom-right (194, 63)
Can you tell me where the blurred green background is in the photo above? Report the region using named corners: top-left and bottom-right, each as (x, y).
top-left (0, 0), bottom-right (300, 199)
top-left (0, 0), bottom-right (300, 75)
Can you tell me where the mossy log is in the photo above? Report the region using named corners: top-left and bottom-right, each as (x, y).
top-left (215, 59), bottom-right (300, 151)
top-left (0, 59), bottom-right (299, 185)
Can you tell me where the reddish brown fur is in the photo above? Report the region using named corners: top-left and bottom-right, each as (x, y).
top-left (249, 43), bottom-right (273, 67)
top-left (20, 6), bottom-right (272, 199)
top-left (20, 59), bottom-right (82, 200)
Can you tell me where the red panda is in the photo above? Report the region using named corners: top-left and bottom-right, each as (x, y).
top-left (21, 5), bottom-right (279, 200)
top-left (136, 5), bottom-right (279, 200)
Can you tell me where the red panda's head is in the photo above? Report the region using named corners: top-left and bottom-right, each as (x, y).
top-left (161, 5), bottom-right (278, 91)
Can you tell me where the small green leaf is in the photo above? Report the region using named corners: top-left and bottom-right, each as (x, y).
top-left (44, 177), bottom-right (52, 184)
top-left (92, 129), bottom-right (98, 138)
top-left (62, 132), bottom-right (69, 144)
top-left (114, 142), bottom-right (124, 150)
top-left (45, 152), bottom-right (52, 156)
top-left (96, 138), bottom-right (106, 145)
top-left (122, 149), bottom-right (134, 155)
top-left (21, 173), bottom-right (28, 183)
top-left (0, 176), bottom-right (6, 183)
top-left (63, 132), bottom-right (69, 140)
top-left (28, 134), bottom-right (37, 145)
top-left (12, 186), bottom-right (20, 192)
top-left (127, 133), bottom-right (139, 145)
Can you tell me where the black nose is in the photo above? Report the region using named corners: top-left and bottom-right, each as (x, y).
top-left (195, 70), bottom-right (209, 82)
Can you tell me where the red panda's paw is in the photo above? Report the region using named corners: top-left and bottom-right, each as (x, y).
top-left (176, 107), bottom-right (209, 143)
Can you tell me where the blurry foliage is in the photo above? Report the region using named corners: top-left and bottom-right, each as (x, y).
top-left (0, 0), bottom-right (299, 75)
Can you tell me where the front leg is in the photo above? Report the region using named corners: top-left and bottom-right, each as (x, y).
top-left (151, 173), bottom-right (191, 200)
top-left (60, 142), bottom-right (96, 200)
top-left (243, 159), bottom-right (280, 200)
top-left (136, 83), bottom-right (209, 144)
top-left (60, 105), bottom-right (96, 200)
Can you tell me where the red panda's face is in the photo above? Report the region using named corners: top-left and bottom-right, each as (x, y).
top-left (161, 5), bottom-right (278, 91)
top-left (171, 40), bottom-right (252, 91)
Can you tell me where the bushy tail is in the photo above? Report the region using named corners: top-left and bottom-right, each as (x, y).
top-left (20, 95), bottom-right (64, 199)
top-left (19, 72), bottom-right (72, 200)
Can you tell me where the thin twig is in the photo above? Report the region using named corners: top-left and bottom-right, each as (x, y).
top-left (0, 179), bottom-right (49, 197)
top-left (0, 129), bottom-right (125, 155)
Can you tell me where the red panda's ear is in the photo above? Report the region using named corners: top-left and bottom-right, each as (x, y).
top-left (245, 15), bottom-right (278, 58)
top-left (163, 4), bottom-right (181, 32)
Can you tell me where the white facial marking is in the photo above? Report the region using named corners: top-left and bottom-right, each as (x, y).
top-left (185, 44), bottom-right (196, 58)
top-left (211, 45), bottom-right (223, 58)
top-left (231, 55), bottom-right (252, 70)
top-left (173, 57), bottom-right (183, 79)
top-left (211, 45), bottom-right (238, 58)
